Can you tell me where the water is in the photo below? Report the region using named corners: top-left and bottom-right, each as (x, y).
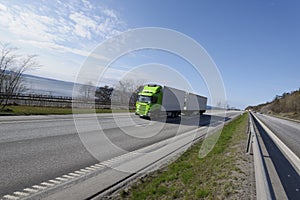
top-left (22, 75), bottom-right (75, 97)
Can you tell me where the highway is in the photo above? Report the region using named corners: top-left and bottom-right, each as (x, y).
top-left (0, 111), bottom-right (240, 199)
top-left (251, 113), bottom-right (300, 199)
top-left (254, 113), bottom-right (300, 158)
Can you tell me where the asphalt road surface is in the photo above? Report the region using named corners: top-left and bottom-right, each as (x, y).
top-left (253, 113), bottom-right (300, 199)
top-left (255, 113), bottom-right (300, 158)
top-left (0, 111), bottom-right (237, 197)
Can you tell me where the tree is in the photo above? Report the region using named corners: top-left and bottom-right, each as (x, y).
top-left (0, 43), bottom-right (40, 110)
top-left (79, 81), bottom-right (95, 101)
top-left (95, 85), bottom-right (113, 104)
top-left (112, 79), bottom-right (143, 107)
top-left (130, 85), bottom-right (144, 106)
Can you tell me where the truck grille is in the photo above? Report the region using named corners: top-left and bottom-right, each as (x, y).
top-left (139, 105), bottom-right (146, 111)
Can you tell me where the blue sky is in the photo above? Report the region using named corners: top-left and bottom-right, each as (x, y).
top-left (0, 0), bottom-right (299, 109)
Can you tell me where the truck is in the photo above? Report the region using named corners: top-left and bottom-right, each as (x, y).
top-left (135, 84), bottom-right (207, 119)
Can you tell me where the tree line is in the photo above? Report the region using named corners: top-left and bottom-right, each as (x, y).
top-left (246, 88), bottom-right (300, 119)
top-left (80, 80), bottom-right (143, 107)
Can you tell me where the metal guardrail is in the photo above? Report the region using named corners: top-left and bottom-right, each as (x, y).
top-left (247, 112), bottom-right (272, 200)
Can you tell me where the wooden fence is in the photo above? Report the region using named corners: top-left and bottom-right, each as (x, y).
top-left (0, 93), bottom-right (114, 109)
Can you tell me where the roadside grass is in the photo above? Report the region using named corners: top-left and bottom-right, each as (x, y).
top-left (119, 113), bottom-right (251, 200)
top-left (0, 105), bottom-right (133, 115)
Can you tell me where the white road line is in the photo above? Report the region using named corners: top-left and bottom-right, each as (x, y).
top-left (0, 118), bottom-right (74, 124)
top-left (55, 177), bottom-right (68, 181)
top-left (126, 152), bottom-right (137, 157)
top-left (100, 153), bottom-right (135, 166)
top-left (85, 167), bottom-right (96, 171)
top-left (102, 160), bottom-right (114, 165)
top-left (94, 163), bottom-right (104, 167)
top-left (110, 156), bottom-right (122, 161)
top-left (68, 172), bottom-right (81, 177)
top-left (40, 182), bottom-right (55, 187)
top-left (74, 170), bottom-right (86, 174)
top-left (4, 162), bottom-right (102, 200)
top-left (89, 165), bottom-right (102, 170)
top-left (135, 124), bottom-right (145, 127)
top-left (3, 195), bottom-right (19, 200)
top-left (48, 179), bottom-right (61, 184)
top-left (79, 169), bottom-right (90, 173)
top-left (23, 188), bottom-right (38, 193)
top-left (13, 191), bottom-right (29, 197)
top-left (32, 185), bottom-right (47, 190)
top-left (62, 174), bottom-right (74, 179)
top-left (0, 114), bottom-right (133, 124)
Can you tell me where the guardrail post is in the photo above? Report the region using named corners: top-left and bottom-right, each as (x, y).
top-left (246, 113), bottom-right (253, 154)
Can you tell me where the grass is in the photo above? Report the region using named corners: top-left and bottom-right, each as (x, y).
top-left (119, 113), bottom-right (250, 200)
top-left (0, 105), bottom-right (133, 115)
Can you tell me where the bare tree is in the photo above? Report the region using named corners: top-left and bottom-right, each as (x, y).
top-left (112, 79), bottom-right (143, 107)
top-left (0, 43), bottom-right (40, 110)
top-left (79, 81), bottom-right (95, 101)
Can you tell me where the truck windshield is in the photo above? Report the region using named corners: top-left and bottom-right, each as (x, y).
top-left (138, 95), bottom-right (152, 103)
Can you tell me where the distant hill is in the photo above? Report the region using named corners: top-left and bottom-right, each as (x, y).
top-left (246, 88), bottom-right (300, 120)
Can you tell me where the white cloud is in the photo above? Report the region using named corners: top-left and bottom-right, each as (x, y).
top-left (68, 9), bottom-right (123, 41)
top-left (0, 3), bottom-right (7, 11)
top-left (103, 9), bottom-right (117, 19)
top-left (19, 40), bottom-right (91, 57)
top-left (0, 5), bottom-right (57, 43)
top-left (0, 1), bottom-right (127, 82)
top-left (81, 0), bottom-right (93, 10)
top-left (0, 1), bottom-right (126, 56)
top-left (69, 12), bottom-right (97, 39)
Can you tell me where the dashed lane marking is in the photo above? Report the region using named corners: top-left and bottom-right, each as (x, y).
top-left (1, 160), bottom-right (117, 199)
top-left (48, 179), bottom-right (61, 184)
top-left (62, 174), bottom-right (74, 179)
top-left (68, 172), bottom-right (81, 177)
top-left (3, 195), bottom-right (19, 200)
top-left (55, 177), bottom-right (68, 182)
top-left (32, 185), bottom-right (47, 190)
top-left (13, 192), bottom-right (28, 197)
top-left (0, 114), bottom-right (133, 124)
top-left (85, 167), bottom-right (96, 171)
top-left (23, 188), bottom-right (38, 193)
top-left (89, 165), bottom-right (102, 170)
top-left (74, 170), bottom-right (86, 174)
top-left (40, 182), bottom-right (55, 187)
top-left (79, 169), bottom-right (90, 173)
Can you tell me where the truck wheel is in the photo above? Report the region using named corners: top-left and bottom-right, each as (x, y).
top-left (149, 111), bottom-right (158, 121)
top-left (171, 112), bottom-right (176, 118)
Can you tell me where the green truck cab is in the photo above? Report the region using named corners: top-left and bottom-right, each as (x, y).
top-left (135, 84), bottom-right (162, 118)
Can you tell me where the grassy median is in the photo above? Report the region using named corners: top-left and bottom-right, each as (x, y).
top-left (0, 105), bottom-right (133, 115)
top-left (119, 113), bottom-right (253, 200)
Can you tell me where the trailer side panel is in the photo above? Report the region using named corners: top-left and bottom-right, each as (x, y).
top-left (186, 93), bottom-right (207, 111)
top-left (162, 86), bottom-right (186, 111)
